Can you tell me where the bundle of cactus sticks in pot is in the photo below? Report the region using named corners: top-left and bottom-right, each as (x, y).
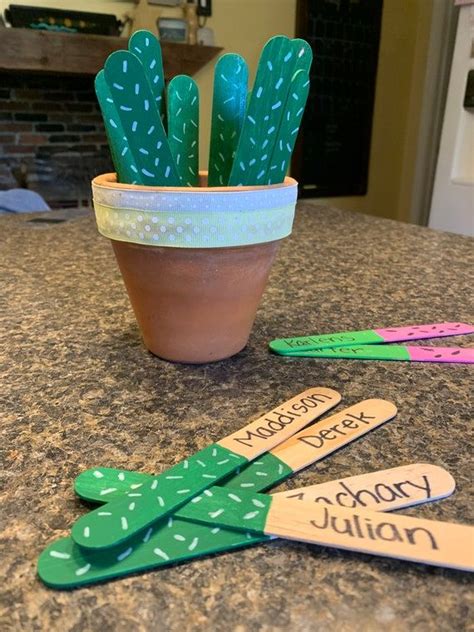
top-left (95, 31), bottom-right (312, 188)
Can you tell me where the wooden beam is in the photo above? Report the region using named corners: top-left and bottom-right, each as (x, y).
top-left (0, 28), bottom-right (222, 78)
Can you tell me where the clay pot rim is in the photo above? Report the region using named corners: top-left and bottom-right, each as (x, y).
top-left (93, 171), bottom-right (298, 195)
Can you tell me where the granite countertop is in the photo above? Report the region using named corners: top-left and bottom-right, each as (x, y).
top-left (1, 204), bottom-right (473, 631)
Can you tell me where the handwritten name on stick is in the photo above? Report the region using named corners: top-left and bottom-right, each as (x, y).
top-left (218, 387), bottom-right (341, 458)
top-left (267, 496), bottom-right (474, 572)
top-left (270, 399), bottom-right (397, 471)
top-left (276, 464), bottom-right (456, 511)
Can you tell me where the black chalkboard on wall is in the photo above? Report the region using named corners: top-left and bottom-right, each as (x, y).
top-left (293, 0), bottom-right (383, 197)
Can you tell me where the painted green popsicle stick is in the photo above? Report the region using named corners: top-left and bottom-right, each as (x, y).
top-left (185, 486), bottom-right (474, 573)
top-left (71, 388), bottom-right (333, 550)
top-left (284, 345), bottom-right (474, 363)
top-left (270, 322), bottom-right (474, 355)
top-left (74, 467), bottom-right (152, 502)
top-left (266, 38), bottom-right (311, 184)
top-left (167, 75), bottom-right (199, 186)
top-left (228, 37), bottom-right (312, 186)
top-left (71, 443), bottom-right (246, 550)
top-left (284, 346), bottom-right (411, 361)
top-left (38, 461), bottom-right (454, 589)
top-left (95, 70), bottom-right (140, 184)
top-left (208, 54), bottom-right (248, 186)
top-left (74, 453), bottom-right (293, 505)
top-left (103, 50), bottom-right (180, 186)
top-left (266, 69), bottom-right (310, 184)
top-left (228, 36), bottom-right (298, 186)
top-left (128, 30), bottom-right (165, 123)
top-left (270, 330), bottom-right (387, 354)
top-left (74, 453), bottom-right (293, 504)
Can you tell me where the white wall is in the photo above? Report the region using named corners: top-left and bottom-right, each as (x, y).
top-left (429, 5), bottom-right (474, 236)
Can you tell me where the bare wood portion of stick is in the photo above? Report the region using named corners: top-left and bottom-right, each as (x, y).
top-left (266, 496), bottom-right (474, 572)
top-left (274, 464), bottom-right (456, 511)
top-left (218, 387), bottom-right (341, 459)
top-left (271, 399), bottom-right (397, 471)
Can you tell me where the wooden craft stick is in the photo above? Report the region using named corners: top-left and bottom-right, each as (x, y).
top-left (184, 487), bottom-right (474, 572)
top-left (228, 36), bottom-right (312, 186)
top-left (167, 75), bottom-right (199, 186)
top-left (94, 70), bottom-right (140, 184)
top-left (71, 388), bottom-right (340, 550)
top-left (208, 54), bottom-right (248, 187)
top-left (264, 399), bottom-right (396, 472)
top-left (270, 322), bottom-right (474, 355)
top-left (38, 463), bottom-right (456, 588)
top-left (128, 30), bottom-right (165, 122)
top-left (275, 464), bottom-right (455, 511)
top-left (280, 345), bottom-right (474, 364)
top-left (266, 69), bottom-right (310, 185)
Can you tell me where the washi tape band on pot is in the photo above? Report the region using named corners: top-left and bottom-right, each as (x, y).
top-left (92, 173), bottom-right (298, 248)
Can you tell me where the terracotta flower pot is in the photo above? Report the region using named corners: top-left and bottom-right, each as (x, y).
top-left (92, 173), bottom-right (298, 363)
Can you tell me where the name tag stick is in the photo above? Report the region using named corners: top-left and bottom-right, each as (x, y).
top-left (269, 322), bottom-right (474, 354)
top-left (185, 486), bottom-right (474, 573)
top-left (71, 388), bottom-right (341, 550)
top-left (276, 463), bottom-right (455, 511)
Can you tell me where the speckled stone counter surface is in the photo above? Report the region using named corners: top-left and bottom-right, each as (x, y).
top-left (1, 204), bottom-right (473, 631)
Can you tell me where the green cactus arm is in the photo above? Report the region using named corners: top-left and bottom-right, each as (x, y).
top-left (74, 467), bottom-right (153, 502)
top-left (128, 30), bottom-right (165, 124)
top-left (74, 450), bottom-right (293, 504)
top-left (208, 54), bottom-right (248, 187)
top-left (178, 486), bottom-right (272, 534)
top-left (95, 70), bottom-right (140, 184)
top-left (71, 444), bottom-right (247, 550)
top-left (228, 36), bottom-right (294, 186)
top-left (167, 75), bottom-right (199, 186)
top-left (228, 36), bottom-right (312, 186)
top-left (103, 50), bottom-right (181, 186)
top-left (267, 70), bottom-right (310, 184)
top-left (289, 38), bottom-right (313, 79)
top-left (38, 516), bottom-right (268, 589)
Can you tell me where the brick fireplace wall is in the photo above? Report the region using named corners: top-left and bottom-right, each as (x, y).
top-left (0, 72), bottom-right (113, 207)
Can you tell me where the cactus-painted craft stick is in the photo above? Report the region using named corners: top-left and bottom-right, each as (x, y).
top-left (208, 54), bottom-right (248, 186)
top-left (267, 70), bottom-right (310, 184)
top-left (71, 388), bottom-right (339, 550)
top-left (180, 486), bottom-right (474, 573)
top-left (103, 50), bottom-right (180, 186)
top-left (279, 345), bottom-right (474, 364)
top-left (128, 30), bottom-right (165, 123)
top-left (95, 71), bottom-right (140, 184)
top-left (167, 75), bottom-right (199, 186)
top-left (228, 36), bottom-right (312, 186)
top-left (277, 463), bottom-right (455, 512)
top-left (269, 322), bottom-right (474, 355)
top-left (74, 398), bottom-right (394, 503)
top-left (38, 399), bottom-right (397, 588)
top-left (38, 462), bottom-right (454, 589)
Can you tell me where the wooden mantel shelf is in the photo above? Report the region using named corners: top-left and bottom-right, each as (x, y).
top-left (0, 28), bottom-right (222, 78)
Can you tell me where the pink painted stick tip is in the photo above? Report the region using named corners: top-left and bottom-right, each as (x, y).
top-left (407, 346), bottom-right (474, 364)
top-left (375, 322), bottom-right (474, 343)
